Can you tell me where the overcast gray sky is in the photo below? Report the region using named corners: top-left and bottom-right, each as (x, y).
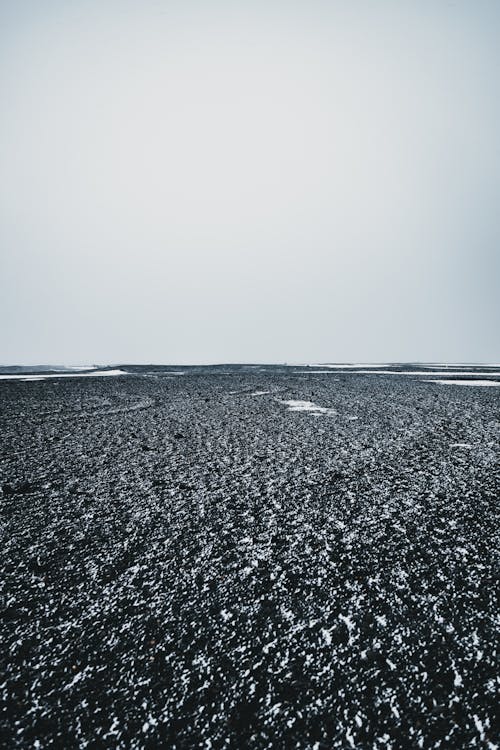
top-left (1, 0), bottom-right (499, 365)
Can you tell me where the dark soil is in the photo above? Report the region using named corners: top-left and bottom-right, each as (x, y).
top-left (0, 369), bottom-right (498, 748)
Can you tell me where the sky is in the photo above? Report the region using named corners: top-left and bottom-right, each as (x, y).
top-left (1, 0), bottom-right (499, 365)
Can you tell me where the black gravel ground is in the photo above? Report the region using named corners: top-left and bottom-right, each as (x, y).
top-left (1, 369), bottom-right (499, 749)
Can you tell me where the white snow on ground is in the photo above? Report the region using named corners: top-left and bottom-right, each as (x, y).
top-left (313, 364), bottom-right (390, 369)
top-left (0, 365), bottom-right (98, 372)
top-left (293, 372), bottom-right (500, 383)
top-left (425, 379), bottom-right (500, 387)
top-left (314, 363), bottom-right (500, 369)
top-left (280, 400), bottom-right (335, 415)
top-left (0, 369), bottom-right (128, 381)
top-left (282, 400), bottom-right (323, 412)
top-left (316, 362), bottom-right (389, 370)
top-left (372, 370), bottom-right (500, 377)
top-left (62, 365), bottom-right (98, 371)
top-left (421, 363), bottom-right (500, 368)
top-left (304, 370), bottom-right (500, 377)
top-left (250, 391), bottom-right (272, 396)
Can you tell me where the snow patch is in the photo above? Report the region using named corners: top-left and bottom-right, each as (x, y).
top-left (314, 363), bottom-right (391, 369)
top-left (0, 369), bottom-right (128, 381)
top-left (425, 379), bottom-right (500, 387)
top-left (321, 628), bottom-right (332, 645)
top-left (280, 400), bottom-right (335, 415)
top-left (355, 370), bottom-right (500, 377)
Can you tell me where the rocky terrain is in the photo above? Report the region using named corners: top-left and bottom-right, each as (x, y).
top-left (1, 367), bottom-right (498, 748)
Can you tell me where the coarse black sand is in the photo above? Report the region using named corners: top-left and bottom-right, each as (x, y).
top-left (1, 368), bottom-right (498, 748)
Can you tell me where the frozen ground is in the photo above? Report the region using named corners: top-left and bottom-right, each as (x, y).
top-left (0, 366), bottom-right (498, 749)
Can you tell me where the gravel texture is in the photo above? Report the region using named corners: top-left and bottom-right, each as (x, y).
top-left (1, 368), bottom-right (499, 749)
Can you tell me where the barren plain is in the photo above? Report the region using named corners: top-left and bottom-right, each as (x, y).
top-left (1, 366), bottom-right (498, 748)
